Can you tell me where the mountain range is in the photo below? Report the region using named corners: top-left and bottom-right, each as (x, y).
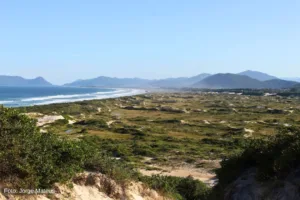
top-left (193, 73), bottom-right (298, 89)
top-left (0, 76), bottom-right (52, 87)
top-left (0, 71), bottom-right (299, 89)
top-left (238, 70), bottom-right (278, 81)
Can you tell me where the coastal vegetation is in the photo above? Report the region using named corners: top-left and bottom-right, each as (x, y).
top-left (2, 91), bottom-right (300, 199)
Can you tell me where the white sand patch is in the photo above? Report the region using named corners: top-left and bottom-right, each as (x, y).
top-left (106, 120), bottom-right (115, 127)
top-left (203, 120), bottom-right (210, 124)
top-left (32, 172), bottom-right (168, 200)
top-left (36, 115), bottom-right (64, 126)
top-left (244, 128), bottom-right (254, 138)
top-left (180, 120), bottom-right (188, 124)
top-left (107, 106), bottom-right (112, 112)
top-left (72, 185), bottom-right (113, 200)
top-left (244, 128), bottom-right (254, 133)
top-left (244, 121), bottom-right (257, 124)
top-left (220, 120), bottom-right (227, 124)
top-left (284, 123), bottom-right (291, 127)
top-left (40, 129), bottom-right (47, 133)
top-left (97, 107), bottom-right (102, 112)
top-left (69, 120), bottom-right (76, 124)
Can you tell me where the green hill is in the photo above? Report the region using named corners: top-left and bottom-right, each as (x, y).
top-left (193, 73), bottom-right (297, 89)
top-left (193, 73), bottom-right (264, 89)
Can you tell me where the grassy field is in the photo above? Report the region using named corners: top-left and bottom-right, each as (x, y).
top-left (18, 92), bottom-right (300, 183)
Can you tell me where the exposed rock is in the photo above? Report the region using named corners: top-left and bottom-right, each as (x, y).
top-left (224, 168), bottom-right (300, 200)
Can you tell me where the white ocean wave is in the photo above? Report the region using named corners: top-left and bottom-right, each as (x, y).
top-left (21, 94), bottom-right (93, 102)
top-left (1, 89), bottom-right (145, 107)
top-left (21, 89), bottom-right (130, 102)
top-left (0, 100), bottom-right (14, 104)
top-left (34, 89), bottom-right (145, 106)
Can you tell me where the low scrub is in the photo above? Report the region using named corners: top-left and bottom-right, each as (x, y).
top-left (214, 127), bottom-right (300, 197)
top-left (0, 108), bottom-right (86, 188)
top-left (0, 108), bottom-right (137, 189)
top-left (141, 175), bottom-right (211, 200)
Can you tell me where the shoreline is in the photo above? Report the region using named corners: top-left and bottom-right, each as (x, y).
top-left (1, 88), bottom-right (147, 108)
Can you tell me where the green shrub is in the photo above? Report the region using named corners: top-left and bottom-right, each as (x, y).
top-left (0, 108), bottom-right (89, 188)
top-left (51, 118), bottom-right (69, 126)
top-left (215, 127), bottom-right (300, 197)
top-left (75, 119), bottom-right (108, 129)
top-left (0, 108), bottom-right (138, 189)
top-left (140, 175), bottom-right (210, 200)
top-left (113, 126), bottom-right (146, 136)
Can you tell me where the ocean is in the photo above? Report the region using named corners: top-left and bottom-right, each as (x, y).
top-left (0, 86), bottom-right (144, 107)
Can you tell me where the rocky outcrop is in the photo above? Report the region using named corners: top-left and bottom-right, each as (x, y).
top-left (224, 168), bottom-right (300, 200)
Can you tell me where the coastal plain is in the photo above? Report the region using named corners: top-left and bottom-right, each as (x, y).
top-left (20, 92), bottom-right (300, 186)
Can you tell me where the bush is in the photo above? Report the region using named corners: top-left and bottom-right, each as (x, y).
top-left (0, 108), bottom-right (89, 188)
top-left (75, 119), bottom-right (108, 129)
top-left (140, 175), bottom-right (211, 200)
top-left (0, 108), bottom-right (137, 189)
top-left (214, 127), bottom-right (300, 197)
top-left (113, 126), bottom-right (146, 136)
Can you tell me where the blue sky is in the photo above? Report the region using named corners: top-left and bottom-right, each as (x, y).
top-left (0, 0), bottom-right (299, 84)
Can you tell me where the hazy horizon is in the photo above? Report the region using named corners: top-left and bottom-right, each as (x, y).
top-left (0, 69), bottom-right (287, 86)
top-left (1, 1), bottom-right (299, 84)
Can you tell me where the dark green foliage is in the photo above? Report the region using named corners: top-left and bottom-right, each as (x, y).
top-left (215, 127), bottom-right (300, 197)
top-left (201, 138), bottom-right (246, 148)
top-left (51, 118), bottom-right (69, 126)
top-left (0, 108), bottom-right (138, 189)
top-left (75, 119), bottom-right (108, 129)
top-left (141, 175), bottom-right (211, 200)
top-left (133, 143), bottom-right (156, 157)
top-left (80, 136), bottom-right (139, 182)
top-left (113, 126), bottom-right (146, 136)
top-left (0, 108), bottom-right (87, 188)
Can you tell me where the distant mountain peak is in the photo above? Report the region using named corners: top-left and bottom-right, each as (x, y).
top-left (193, 73), bottom-right (297, 89)
top-left (0, 75), bottom-right (52, 86)
top-left (64, 73), bottom-right (212, 88)
top-left (239, 70), bottom-right (278, 81)
top-left (33, 76), bottom-right (46, 80)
